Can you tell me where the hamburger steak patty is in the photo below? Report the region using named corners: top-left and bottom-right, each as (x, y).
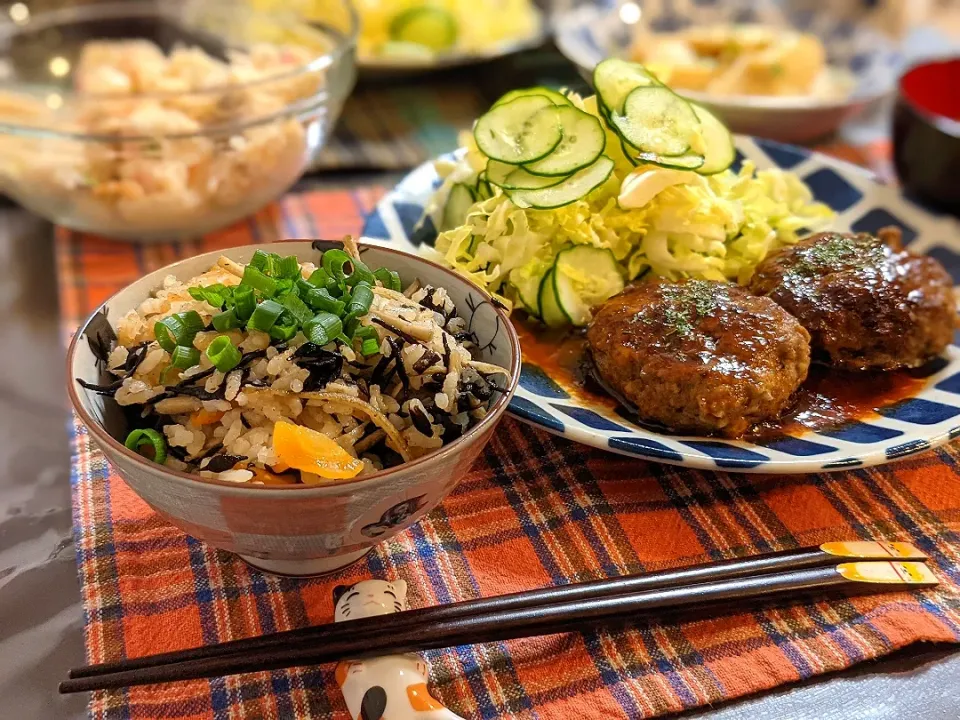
top-left (586, 279), bottom-right (811, 438)
top-left (748, 228), bottom-right (956, 370)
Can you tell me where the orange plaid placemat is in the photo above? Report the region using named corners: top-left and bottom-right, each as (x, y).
top-left (58, 148), bottom-right (960, 720)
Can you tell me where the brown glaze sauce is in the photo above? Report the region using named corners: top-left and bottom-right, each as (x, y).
top-left (514, 320), bottom-right (927, 440)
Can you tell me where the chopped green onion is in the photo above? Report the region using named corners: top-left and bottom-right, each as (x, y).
top-left (241, 265), bottom-right (277, 296)
top-left (269, 321), bottom-right (298, 342)
top-left (249, 249), bottom-right (273, 272)
top-left (154, 311), bottom-right (205, 352)
top-left (250, 249), bottom-right (284, 277)
top-left (274, 279), bottom-right (296, 297)
top-left (205, 335), bottom-right (242, 373)
top-left (346, 259), bottom-right (376, 288)
top-left (212, 308), bottom-right (241, 331)
top-left (308, 268), bottom-right (329, 286)
top-left (247, 299), bottom-right (284, 332)
top-left (277, 255), bottom-right (301, 279)
top-left (305, 287), bottom-right (345, 315)
top-left (354, 325), bottom-right (380, 356)
top-left (170, 345), bottom-right (201, 369)
top-left (309, 268), bottom-right (341, 295)
top-left (281, 293), bottom-right (313, 325)
top-left (296, 278), bottom-right (316, 296)
top-left (233, 285), bottom-right (256, 321)
top-left (124, 428), bottom-right (167, 465)
top-left (342, 310), bottom-right (362, 338)
top-left (346, 282), bottom-right (374, 316)
top-left (374, 268), bottom-right (402, 292)
top-left (360, 337), bottom-right (380, 356)
top-left (303, 312), bottom-right (343, 346)
top-left (321, 249), bottom-right (353, 281)
top-left (188, 285), bottom-right (228, 308)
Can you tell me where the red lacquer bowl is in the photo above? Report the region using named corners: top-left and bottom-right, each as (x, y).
top-left (892, 57), bottom-right (960, 214)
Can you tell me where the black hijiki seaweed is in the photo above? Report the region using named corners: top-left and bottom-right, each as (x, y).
top-left (412, 350), bottom-right (441, 375)
top-left (191, 442), bottom-right (224, 463)
top-left (387, 337), bottom-right (408, 390)
top-left (293, 343), bottom-right (344, 391)
top-left (409, 404), bottom-right (433, 436)
top-left (421, 372), bottom-right (446, 393)
top-left (203, 454), bottom-right (247, 473)
top-left (124, 342), bottom-right (151, 373)
top-left (84, 309), bottom-right (117, 369)
top-left (417, 286), bottom-right (457, 323)
top-left (76, 341), bottom-right (152, 396)
top-left (370, 351), bottom-right (394, 386)
top-left (76, 378), bottom-right (125, 396)
top-left (441, 333), bottom-right (452, 370)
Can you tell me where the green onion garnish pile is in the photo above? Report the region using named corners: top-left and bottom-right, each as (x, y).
top-left (153, 249), bottom-right (402, 376)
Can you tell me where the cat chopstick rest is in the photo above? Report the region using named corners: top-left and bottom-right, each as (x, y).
top-left (333, 580), bottom-right (464, 720)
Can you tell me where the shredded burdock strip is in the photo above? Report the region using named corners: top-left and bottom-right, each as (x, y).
top-left (372, 285), bottom-right (426, 309)
top-left (354, 428), bottom-right (386, 454)
top-left (342, 234), bottom-right (361, 260)
top-left (467, 360), bottom-right (511, 377)
top-left (217, 256), bottom-right (245, 278)
top-left (369, 309), bottom-right (435, 342)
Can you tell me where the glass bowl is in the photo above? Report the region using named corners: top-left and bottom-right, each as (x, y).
top-left (0, 0), bottom-right (357, 241)
top-left (554, 0), bottom-right (903, 143)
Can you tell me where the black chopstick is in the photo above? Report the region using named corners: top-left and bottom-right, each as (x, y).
top-left (67, 541), bottom-right (924, 680)
top-left (59, 556), bottom-right (936, 694)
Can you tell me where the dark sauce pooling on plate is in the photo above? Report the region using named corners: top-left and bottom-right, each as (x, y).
top-left (514, 319), bottom-right (927, 439)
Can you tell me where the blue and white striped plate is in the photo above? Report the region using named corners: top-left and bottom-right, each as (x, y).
top-left (362, 137), bottom-right (960, 473)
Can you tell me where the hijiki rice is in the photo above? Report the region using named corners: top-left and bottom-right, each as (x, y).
top-left (77, 238), bottom-right (509, 485)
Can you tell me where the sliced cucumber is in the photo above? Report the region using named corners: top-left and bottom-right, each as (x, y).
top-left (620, 138), bottom-right (640, 167)
top-left (389, 7), bottom-right (458, 52)
top-left (474, 172), bottom-right (493, 199)
top-left (521, 106), bottom-right (606, 177)
top-left (538, 268), bottom-right (566, 328)
top-left (442, 183), bottom-right (475, 231)
top-left (493, 86), bottom-right (570, 108)
top-left (485, 160), bottom-right (517, 188)
top-left (593, 58), bottom-right (660, 114)
top-left (474, 97), bottom-right (562, 165)
top-left (691, 103), bottom-right (735, 175)
top-left (634, 150), bottom-right (705, 171)
top-left (553, 246), bottom-right (625, 326)
top-left (505, 167), bottom-right (567, 190)
top-left (507, 156), bottom-right (614, 209)
top-left (486, 160), bottom-right (565, 190)
top-left (611, 85), bottom-right (699, 157)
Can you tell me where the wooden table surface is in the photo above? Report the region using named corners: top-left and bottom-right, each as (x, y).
top-left (0, 188), bottom-right (957, 718)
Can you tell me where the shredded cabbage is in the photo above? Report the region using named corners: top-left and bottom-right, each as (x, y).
top-left (425, 91), bottom-right (834, 314)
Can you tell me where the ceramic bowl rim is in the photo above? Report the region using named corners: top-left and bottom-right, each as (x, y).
top-left (66, 241), bottom-right (522, 496)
